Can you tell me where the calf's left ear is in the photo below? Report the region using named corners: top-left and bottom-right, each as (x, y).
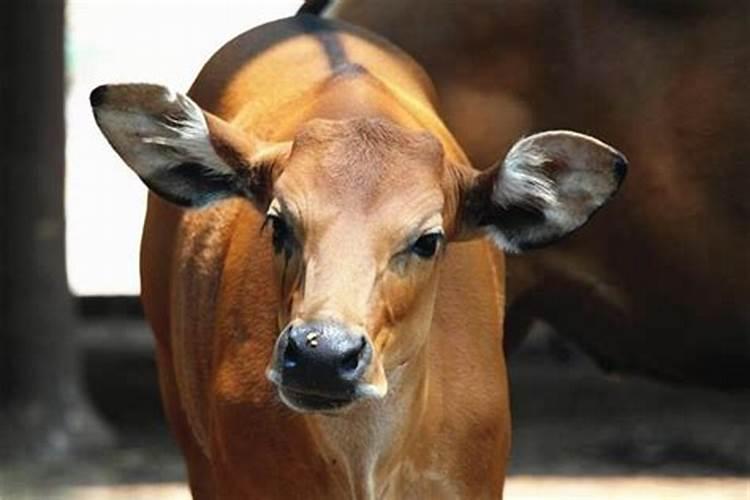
top-left (460, 130), bottom-right (627, 252)
top-left (90, 83), bottom-right (288, 208)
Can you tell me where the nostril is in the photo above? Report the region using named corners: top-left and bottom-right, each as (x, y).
top-left (283, 337), bottom-right (300, 369)
top-left (339, 337), bottom-right (368, 377)
top-left (340, 349), bottom-right (360, 374)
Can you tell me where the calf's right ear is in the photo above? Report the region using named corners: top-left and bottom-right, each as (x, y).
top-left (90, 83), bottom-right (289, 208)
top-left (458, 130), bottom-right (627, 252)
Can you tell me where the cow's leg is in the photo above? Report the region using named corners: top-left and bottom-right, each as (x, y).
top-left (505, 268), bottom-right (634, 374)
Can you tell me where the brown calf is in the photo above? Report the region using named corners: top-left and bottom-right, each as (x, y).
top-left (91, 14), bottom-right (624, 499)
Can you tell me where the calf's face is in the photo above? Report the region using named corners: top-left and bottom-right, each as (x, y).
top-left (91, 83), bottom-right (626, 412)
top-left (263, 118), bottom-right (449, 411)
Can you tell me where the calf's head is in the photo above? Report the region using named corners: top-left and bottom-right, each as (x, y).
top-left (92, 83), bottom-right (626, 412)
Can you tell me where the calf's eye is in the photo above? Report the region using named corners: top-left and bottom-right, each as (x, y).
top-left (411, 233), bottom-right (442, 259)
top-left (264, 214), bottom-right (294, 256)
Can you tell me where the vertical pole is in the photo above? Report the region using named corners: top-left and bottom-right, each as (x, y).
top-left (0, 0), bottom-right (113, 459)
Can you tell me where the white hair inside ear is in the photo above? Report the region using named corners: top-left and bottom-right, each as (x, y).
top-left (92, 83), bottom-right (292, 208)
top-left (92, 84), bottom-right (232, 181)
top-left (480, 130), bottom-right (627, 253)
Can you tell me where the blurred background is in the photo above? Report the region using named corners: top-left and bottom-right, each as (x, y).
top-left (0, 0), bottom-right (747, 498)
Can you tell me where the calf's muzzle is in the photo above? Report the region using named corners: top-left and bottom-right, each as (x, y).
top-left (270, 321), bottom-right (373, 411)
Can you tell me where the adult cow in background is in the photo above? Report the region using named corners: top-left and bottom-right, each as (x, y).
top-left (325, 0), bottom-right (750, 388)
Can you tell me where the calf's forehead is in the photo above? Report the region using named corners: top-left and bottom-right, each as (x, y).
top-left (276, 118), bottom-right (446, 215)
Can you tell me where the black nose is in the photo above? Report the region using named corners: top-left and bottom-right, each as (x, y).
top-left (279, 322), bottom-right (371, 399)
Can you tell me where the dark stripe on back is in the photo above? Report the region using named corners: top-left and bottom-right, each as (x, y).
top-left (297, 0), bottom-right (331, 16)
top-left (191, 15), bottom-right (378, 111)
top-left (295, 14), bottom-right (356, 74)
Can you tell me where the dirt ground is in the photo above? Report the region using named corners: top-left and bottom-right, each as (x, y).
top-left (1, 325), bottom-right (747, 499)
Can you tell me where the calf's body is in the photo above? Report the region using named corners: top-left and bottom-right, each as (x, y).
top-left (142, 16), bottom-right (508, 498)
top-left (92, 14), bottom-right (624, 499)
